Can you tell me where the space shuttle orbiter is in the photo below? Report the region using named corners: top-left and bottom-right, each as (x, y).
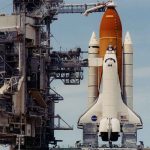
top-left (78, 46), bottom-right (142, 141)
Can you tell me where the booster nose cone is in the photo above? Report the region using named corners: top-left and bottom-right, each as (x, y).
top-left (124, 31), bottom-right (132, 45)
top-left (89, 32), bottom-right (99, 47)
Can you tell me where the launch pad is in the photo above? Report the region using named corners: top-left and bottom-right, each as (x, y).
top-left (50, 148), bottom-right (143, 150)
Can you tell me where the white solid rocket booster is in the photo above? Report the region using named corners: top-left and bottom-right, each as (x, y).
top-left (88, 32), bottom-right (99, 108)
top-left (123, 32), bottom-right (133, 109)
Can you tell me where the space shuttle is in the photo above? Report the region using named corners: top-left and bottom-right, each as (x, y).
top-left (78, 2), bottom-right (142, 142)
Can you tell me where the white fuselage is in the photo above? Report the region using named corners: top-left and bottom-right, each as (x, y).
top-left (101, 52), bottom-right (120, 118)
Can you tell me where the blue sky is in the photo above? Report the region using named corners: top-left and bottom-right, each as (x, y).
top-left (1, 0), bottom-right (150, 147)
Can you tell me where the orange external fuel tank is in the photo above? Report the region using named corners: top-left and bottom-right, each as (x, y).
top-left (99, 6), bottom-right (122, 87)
